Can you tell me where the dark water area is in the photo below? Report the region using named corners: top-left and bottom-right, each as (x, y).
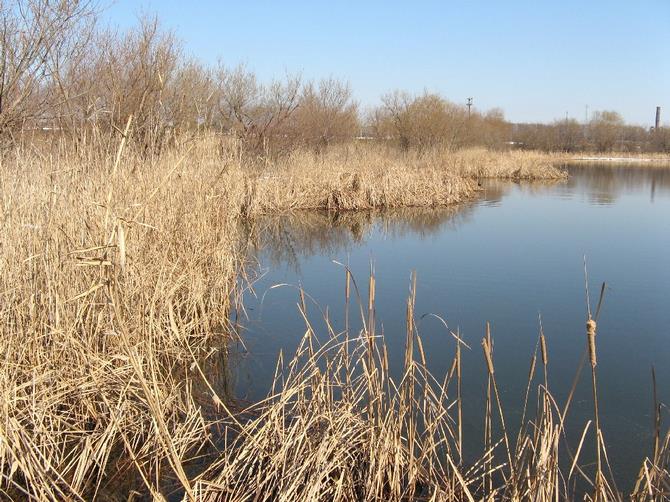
top-left (232, 164), bottom-right (670, 491)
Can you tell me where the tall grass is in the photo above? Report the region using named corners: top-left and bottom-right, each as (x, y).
top-left (0, 134), bottom-right (245, 498)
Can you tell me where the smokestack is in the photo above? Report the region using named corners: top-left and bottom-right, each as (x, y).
top-left (656, 106), bottom-right (661, 130)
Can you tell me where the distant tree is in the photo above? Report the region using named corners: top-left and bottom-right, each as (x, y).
top-left (589, 110), bottom-right (624, 152)
top-left (166, 60), bottom-right (217, 132)
top-left (376, 91), bottom-right (467, 150)
top-left (467, 107), bottom-right (511, 149)
top-left (291, 77), bottom-right (358, 151)
top-left (555, 118), bottom-right (583, 152)
top-left (61, 16), bottom-right (184, 154)
top-left (216, 63), bottom-right (301, 156)
top-left (0, 0), bottom-right (98, 141)
top-left (376, 90), bottom-right (413, 149)
top-left (651, 126), bottom-right (670, 153)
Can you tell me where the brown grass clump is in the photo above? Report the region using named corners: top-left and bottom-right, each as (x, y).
top-left (224, 142), bottom-right (566, 215)
top-left (238, 145), bottom-right (479, 214)
top-left (0, 134), bottom-right (244, 499)
top-left (441, 147), bottom-right (567, 179)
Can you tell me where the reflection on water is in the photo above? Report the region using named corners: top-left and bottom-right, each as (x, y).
top-left (233, 163), bottom-right (670, 492)
top-left (564, 163), bottom-right (670, 205)
top-left (247, 205), bottom-right (478, 272)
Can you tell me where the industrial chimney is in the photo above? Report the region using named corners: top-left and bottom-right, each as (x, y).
top-left (656, 106), bottom-right (661, 130)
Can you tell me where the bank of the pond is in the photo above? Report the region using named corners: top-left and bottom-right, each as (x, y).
top-left (565, 152), bottom-right (670, 166)
top-left (234, 144), bottom-right (567, 214)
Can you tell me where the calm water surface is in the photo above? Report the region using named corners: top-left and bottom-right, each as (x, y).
top-left (233, 164), bottom-right (670, 489)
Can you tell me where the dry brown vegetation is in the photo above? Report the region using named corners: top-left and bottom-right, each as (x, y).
top-left (0, 2), bottom-right (667, 500)
top-left (0, 134), bottom-right (246, 499)
top-left (192, 271), bottom-right (669, 501)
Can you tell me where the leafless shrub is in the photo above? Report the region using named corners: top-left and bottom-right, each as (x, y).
top-left (216, 62), bottom-right (301, 158)
top-left (589, 110), bottom-right (625, 152)
top-left (92, 16), bottom-right (182, 155)
top-left (374, 91), bottom-right (507, 151)
top-left (0, 0), bottom-right (98, 143)
top-left (290, 77), bottom-right (359, 152)
top-left (167, 59), bottom-right (217, 132)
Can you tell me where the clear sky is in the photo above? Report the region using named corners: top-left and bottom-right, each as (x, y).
top-left (103, 1), bottom-right (669, 126)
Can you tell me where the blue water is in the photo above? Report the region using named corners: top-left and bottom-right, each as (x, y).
top-left (232, 164), bottom-right (670, 490)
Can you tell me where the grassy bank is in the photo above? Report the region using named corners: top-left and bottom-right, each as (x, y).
top-left (562, 152), bottom-right (670, 166)
top-left (226, 141), bottom-right (566, 213)
top-left (0, 135), bottom-right (610, 500)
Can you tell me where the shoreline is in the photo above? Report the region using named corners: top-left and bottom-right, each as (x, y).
top-left (570, 156), bottom-right (670, 163)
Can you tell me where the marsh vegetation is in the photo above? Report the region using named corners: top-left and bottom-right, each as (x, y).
top-left (1, 1), bottom-right (669, 500)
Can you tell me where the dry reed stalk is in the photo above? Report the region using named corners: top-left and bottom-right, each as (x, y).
top-left (481, 334), bottom-right (516, 487)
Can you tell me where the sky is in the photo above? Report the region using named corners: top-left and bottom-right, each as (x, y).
top-left (102, 1), bottom-right (670, 126)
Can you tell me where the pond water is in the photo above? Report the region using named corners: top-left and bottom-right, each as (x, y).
top-left (233, 164), bottom-right (670, 490)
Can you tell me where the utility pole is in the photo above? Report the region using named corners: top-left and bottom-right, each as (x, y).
top-left (466, 97), bottom-right (473, 119)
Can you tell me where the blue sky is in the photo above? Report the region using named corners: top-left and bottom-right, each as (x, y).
top-left (103, 1), bottom-right (669, 125)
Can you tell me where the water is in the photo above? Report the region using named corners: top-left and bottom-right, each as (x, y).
top-left (232, 164), bottom-right (670, 490)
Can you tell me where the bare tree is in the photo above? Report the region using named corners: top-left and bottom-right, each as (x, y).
top-left (589, 110), bottom-right (624, 152)
top-left (376, 91), bottom-right (468, 151)
top-left (95, 16), bottom-right (182, 153)
top-left (216, 63), bottom-right (301, 156)
top-left (554, 117), bottom-right (583, 152)
top-left (377, 90), bottom-right (413, 149)
top-left (651, 125), bottom-right (670, 153)
top-left (291, 77), bottom-right (358, 151)
top-left (165, 59), bottom-right (217, 133)
top-left (0, 0), bottom-right (98, 141)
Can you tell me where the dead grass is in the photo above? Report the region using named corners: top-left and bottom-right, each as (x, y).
top-left (0, 134), bottom-right (244, 499)
top-left (434, 147), bottom-right (567, 179)
top-left (229, 142), bottom-right (566, 214)
top-left (234, 144), bottom-right (478, 214)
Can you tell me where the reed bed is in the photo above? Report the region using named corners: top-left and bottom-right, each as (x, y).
top-left (439, 147), bottom-right (567, 179)
top-left (0, 134), bottom-right (245, 499)
top-left (236, 145), bottom-right (478, 214)
top-left (240, 144), bottom-right (565, 214)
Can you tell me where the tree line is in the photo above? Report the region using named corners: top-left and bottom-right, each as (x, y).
top-left (512, 111), bottom-right (669, 153)
top-left (1, 0), bottom-right (667, 155)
